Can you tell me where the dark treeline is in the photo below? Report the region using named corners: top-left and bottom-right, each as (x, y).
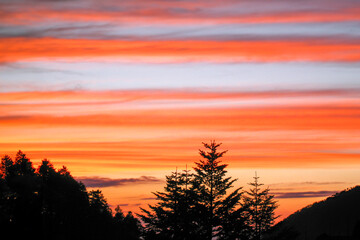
top-left (0, 141), bottom-right (278, 240)
top-left (0, 151), bottom-right (141, 240)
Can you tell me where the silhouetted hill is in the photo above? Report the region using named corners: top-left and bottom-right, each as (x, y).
top-left (266, 186), bottom-right (360, 240)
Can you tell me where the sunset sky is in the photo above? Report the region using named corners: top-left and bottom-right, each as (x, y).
top-left (1, 0), bottom-right (360, 220)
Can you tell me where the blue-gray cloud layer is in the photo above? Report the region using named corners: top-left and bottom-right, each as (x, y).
top-left (76, 175), bottom-right (162, 188)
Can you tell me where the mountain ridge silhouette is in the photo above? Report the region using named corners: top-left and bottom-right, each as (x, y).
top-left (266, 186), bottom-right (360, 240)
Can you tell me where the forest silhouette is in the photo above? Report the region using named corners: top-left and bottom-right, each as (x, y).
top-left (0, 150), bottom-right (141, 240)
top-left (1, 141), bottom-right (358, 240)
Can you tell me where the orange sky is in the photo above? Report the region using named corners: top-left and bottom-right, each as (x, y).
top-left (1, 89), bottom-right (359, 219)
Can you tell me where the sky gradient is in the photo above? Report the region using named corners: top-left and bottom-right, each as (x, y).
top-left (1, 0), bottom-right (360, 220)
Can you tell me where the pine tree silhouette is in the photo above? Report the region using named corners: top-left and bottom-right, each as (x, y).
top-left (243, 172), bottom-right (278, 240)
top-left (139, 141), bottom-right (245, 240)
top-left (139, 168), bottom-right (197, 239)
top-left (192, 141), bottom-right (243, 239)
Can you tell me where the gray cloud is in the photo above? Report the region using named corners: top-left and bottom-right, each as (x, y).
top-left (269, 181), bottom-right (346, 187)
top-left (0, 62), bottom-right (83, 76)
top-left (140, 197), bottom-right (157, 201)
top-left (76, 176), bottom-right (162, 188)
top-left (2, 22), bottom-right (360, 43)
top-left (0, 23), bottom-right (114, 39)
top-left (116, 203), bottom-right (141, 207)
top-left (116, 204), bottom-right (129, 207)
top-left (273, 190), bottom-right (338, 199)
top-left (0, 115), bottom-right (29, 120)
top-left (301, 182), bottom-right (346, 185)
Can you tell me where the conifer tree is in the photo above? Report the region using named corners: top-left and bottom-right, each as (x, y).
top-left (14, 150), bottom-right (35, 176)
top-left (243, 173), bottom-right (278, 240)
top-left (139, 169), bottom-right (196, 239)
top-left (0, 155), bottom-right (13, 178)
top-left (192, 141), bottom-right (243, 239)
top-left (139, 141), bottom-right (248, 240)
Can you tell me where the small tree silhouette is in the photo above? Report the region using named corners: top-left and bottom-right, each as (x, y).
top-left (243, 172), bottom-right (278, 240)
top-left (0, 155), bottom-right (13, 178)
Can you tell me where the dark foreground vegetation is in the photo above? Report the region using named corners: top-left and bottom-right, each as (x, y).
top-left (1, 141), bottom-right (358, 240)
top-left (0, 151), bottom-right (141, 240)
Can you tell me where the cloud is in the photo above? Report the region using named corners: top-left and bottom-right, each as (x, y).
top-left (273, 190), bottom-right (338, 198)
top-left (1, 0), bottom-right (360, 25)
top-left (140, 197), bottom-right (157, 200)
top-left (76, 175), bottom-right (162, 188)
top-left (116, 204), bottom-right (129, 207)
top-left (2, 37), bottom-right (360, 63)
top-left (299, 181), bottom-right (346, 185)
top-left (0, 115), bottom-right (29, 120)
top-left (270, 181), bottom-right (347, 187)
top-left (112, 203), bottom-right (141, 207)
top-left (2, 21), bottom-right (360, 42)
top-left (0, 23), bottom-right (115, 39)
top-left (0, 62), bottom-right (83, 75)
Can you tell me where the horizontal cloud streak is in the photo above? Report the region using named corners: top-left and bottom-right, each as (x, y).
top-left (2, 1), bottom-right (360, 25)
top-left (274, 190), bottom-right (338, 198)
top-left (2, 62), bottom-right (360, 92)
top-left (2, 38), bottom-right (360, 63)
top-left (1, 89), bottom-right (358, 104)
top-left (2, 22), bottom-right (360, 40)
top-left (0, 90), bottom-right (359, 134)
top-left (76, 176), bottom-right (162, 188)
top-left (270, 181), bottom-right (347, 187)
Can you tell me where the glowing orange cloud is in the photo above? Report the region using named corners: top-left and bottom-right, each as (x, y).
top-left (0, 90), bottom-right (359, 171)
top-left (2, 38), bottom-right (360, 63)
top-left (1, 108), bottom-right (360, 131)
top-left (1, 89), bottom-right (357, 105)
